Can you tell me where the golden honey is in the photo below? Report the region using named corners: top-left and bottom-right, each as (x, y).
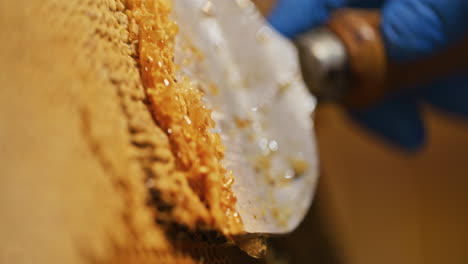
top-left (126, 0), bottom-right (243, 235)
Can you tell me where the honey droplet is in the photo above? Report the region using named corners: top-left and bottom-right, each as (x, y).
top-left (224, 177), bottom-right (234, 188)
top-left (268, 140), bottom-right (279, 152)
top-left (199, 166), bottom-right (209, 174)
top-left (184, 115), bottom-right (192, 125)
top-left (201, 0), bottom-right (215, 16)
top-left (283, 169), bottom-right (295, 180)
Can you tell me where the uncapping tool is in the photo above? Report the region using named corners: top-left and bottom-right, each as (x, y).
top-left (295, 9), bottom-right (468, 109)
top-left (172, 2), bottom-right (467, 236)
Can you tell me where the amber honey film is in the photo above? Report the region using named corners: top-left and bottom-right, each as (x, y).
top-left (126, 0), bottom-right (243, 235)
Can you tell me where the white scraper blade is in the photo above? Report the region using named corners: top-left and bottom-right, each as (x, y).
top-left (173, 0), bottom-right (319, 234)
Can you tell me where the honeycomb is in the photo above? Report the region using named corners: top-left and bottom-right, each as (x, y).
top-left (0, 0), bottom-right (264, 263)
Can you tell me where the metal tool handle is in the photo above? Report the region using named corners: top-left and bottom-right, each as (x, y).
top-left (297, 9), bottom-right (468, 109)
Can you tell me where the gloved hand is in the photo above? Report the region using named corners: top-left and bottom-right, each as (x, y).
top-left (268, 0), bottom-right (468, 150)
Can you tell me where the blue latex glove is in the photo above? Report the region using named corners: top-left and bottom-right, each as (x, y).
top-left (268, 0), bottom-right (468, 150)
